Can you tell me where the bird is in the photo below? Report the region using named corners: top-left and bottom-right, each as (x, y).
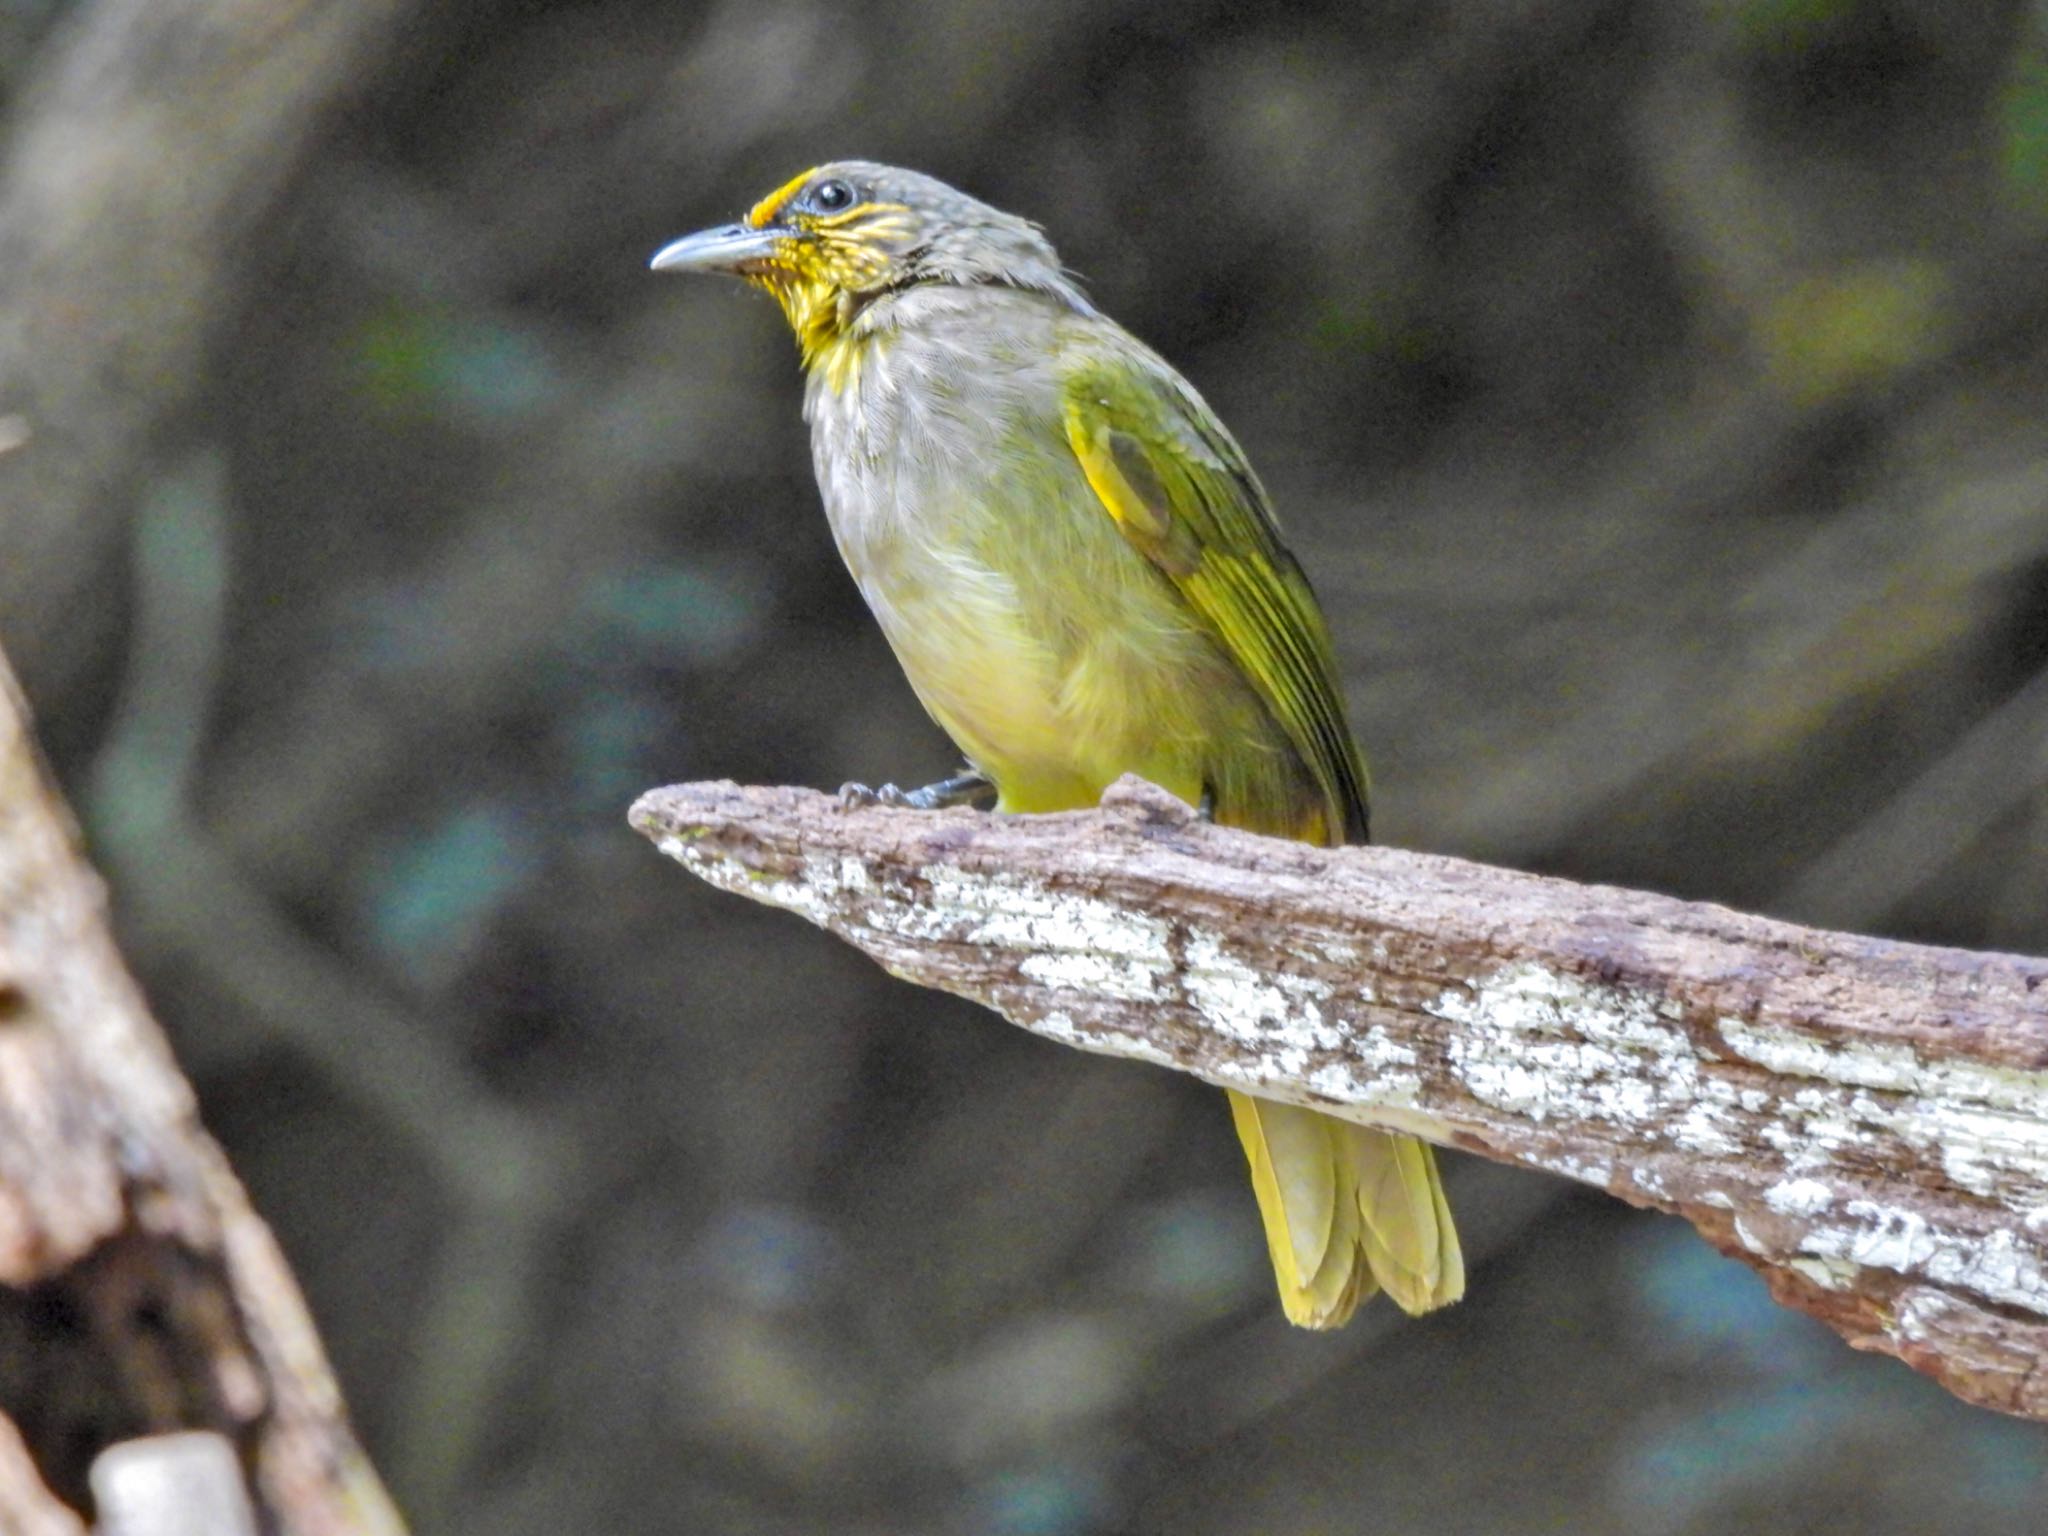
top-left (651, 162), bottom-right (1462, 1325)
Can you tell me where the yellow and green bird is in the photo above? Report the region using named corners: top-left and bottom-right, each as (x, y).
top-left (653, 162), bottom-right (1462, 1325)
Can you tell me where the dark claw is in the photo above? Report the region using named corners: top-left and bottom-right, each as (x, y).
top-left (837, 781), bottom-right (914, 809)
top-left (837, 769), bottom-right (994, 812)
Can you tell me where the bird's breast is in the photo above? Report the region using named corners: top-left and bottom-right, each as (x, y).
top-left (805, 333), bottom-right (1082, 787)
top-left (800, 311), bottom-right (1263, 813)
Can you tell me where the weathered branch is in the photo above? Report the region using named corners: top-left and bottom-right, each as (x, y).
top-left (0, 653), bottom-right (404, 1531)
top-left (632, 776), bottom-right (2048, 1423)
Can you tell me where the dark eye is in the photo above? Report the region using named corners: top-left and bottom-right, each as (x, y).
top-left (811, 179), bottom-right (855, 212)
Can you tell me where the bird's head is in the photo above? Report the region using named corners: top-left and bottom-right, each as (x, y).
top-left (651, 161), bottom-right (1086, 361)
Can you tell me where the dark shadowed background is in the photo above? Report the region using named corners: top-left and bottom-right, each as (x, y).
top-left (4, 0), bottom-right (2047, 1531)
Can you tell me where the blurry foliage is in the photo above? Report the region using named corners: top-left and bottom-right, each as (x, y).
top-left (2001, 34), bottom-right (2048, 212)
top-left (352, 301), bottom-right (565, 423)
top-left (4, 0), bottom-right (2048, 1532)
top-left (1760, 256), bottom-right (1949, 403)
top-left (1727, 0), bottom-right (1860, 52)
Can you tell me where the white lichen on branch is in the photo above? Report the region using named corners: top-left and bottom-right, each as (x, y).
top-left (633, 775), bottom-right (2048, 1423)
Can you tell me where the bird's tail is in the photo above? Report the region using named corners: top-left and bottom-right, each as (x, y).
top-left (1226, 1090), bottom-right (1464, 1327)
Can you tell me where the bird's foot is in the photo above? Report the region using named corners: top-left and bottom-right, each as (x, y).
top-left (836, 781), bottom-right (916, 809)
top-left (838, 769), bottom-right (995, 812)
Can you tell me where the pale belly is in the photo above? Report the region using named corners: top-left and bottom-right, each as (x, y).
top-left (843, 526), bottom-right (1290, 818)
top-left (851, 552), bottom-right (1161, 809)
top-left (805, 306), bottom-right (1309, 828)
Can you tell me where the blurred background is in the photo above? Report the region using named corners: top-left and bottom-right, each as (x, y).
top-left (3, 0), bottom-right (2047, 1531)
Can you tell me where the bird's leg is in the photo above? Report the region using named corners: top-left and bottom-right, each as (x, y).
top-left (839, 767), bottom-right (996, 812)
top-left (1197, 784), bottom-right (1217, 823)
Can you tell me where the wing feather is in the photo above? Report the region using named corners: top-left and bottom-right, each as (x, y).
top-left (1061, 358), bottom-right (1370, 843)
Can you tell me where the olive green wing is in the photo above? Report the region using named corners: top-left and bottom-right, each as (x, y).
top-left (1060, 352), bottom-right (1370, 844)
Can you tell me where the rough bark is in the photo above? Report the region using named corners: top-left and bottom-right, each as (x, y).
top-left (0, 653), bottom-right (404, 1533)
top-left (633, 775), bottom-right (2048, 1423)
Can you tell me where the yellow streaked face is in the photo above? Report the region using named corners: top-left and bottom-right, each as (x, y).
top-left (649, 165), bottom-right (937, 359)
top-left (738, 166), bottom-right (918, 298)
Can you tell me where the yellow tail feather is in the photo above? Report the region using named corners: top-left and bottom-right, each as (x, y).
top-left (1227, 1090), bottom-right (1463, 1327)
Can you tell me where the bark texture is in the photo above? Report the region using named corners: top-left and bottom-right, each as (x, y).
top-left (634, 776), bottom-right (2048, 1423)
top-left (0, 655), bottom-right (403, 1533)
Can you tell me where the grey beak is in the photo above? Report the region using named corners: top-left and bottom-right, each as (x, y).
top-left (649, 222), bottom-right (786, 274)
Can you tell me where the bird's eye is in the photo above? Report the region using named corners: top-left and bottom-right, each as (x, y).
top-left (810, 179), bottom-right (856, 212)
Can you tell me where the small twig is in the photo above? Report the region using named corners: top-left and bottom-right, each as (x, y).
top-left (91, 1434), bottom-right (256, 1536)
top-left (632, 775), bottom-right (2048, 1423)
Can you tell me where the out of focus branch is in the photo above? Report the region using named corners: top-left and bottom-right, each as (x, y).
top-left (0, 0), bottom-right (423, 694)
top-left (633, 776), bottom-right (2048, 1424)
top-left (0, 651), bottom-right (404, 1533)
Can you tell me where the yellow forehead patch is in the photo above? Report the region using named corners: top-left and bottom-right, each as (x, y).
top-left (748, 167), bottom-right (821, 229)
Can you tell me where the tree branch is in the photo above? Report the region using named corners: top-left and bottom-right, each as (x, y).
top-left (0, 652), bottom-right (405, 1531)
top-left (632, 776), bottom-right (2048, 1423)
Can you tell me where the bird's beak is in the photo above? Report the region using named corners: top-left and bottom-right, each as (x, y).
top-left (649, 222), bottom-right (789, 275)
